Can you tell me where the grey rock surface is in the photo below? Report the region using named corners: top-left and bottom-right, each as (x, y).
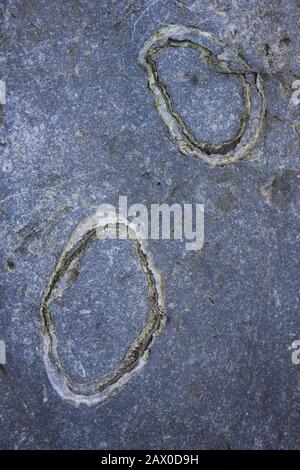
top-left (0, 0), bottom-right (300, 449)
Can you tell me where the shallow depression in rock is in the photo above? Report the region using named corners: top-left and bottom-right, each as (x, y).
top-left (49, 238), bottom-right (150, 383)
top-left (156, 46), bottom-right (244, 146)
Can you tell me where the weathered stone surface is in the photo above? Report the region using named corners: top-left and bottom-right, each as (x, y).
top-left (0, 0), bottom-right (299, 449)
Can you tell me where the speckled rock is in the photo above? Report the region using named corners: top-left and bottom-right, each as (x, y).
top-left (0, 0), bottom-right (299, 450)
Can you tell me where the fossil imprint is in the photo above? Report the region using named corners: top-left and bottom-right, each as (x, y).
top-left (40, 211), bottom-right (166, 406)
top-left (40, 26), bottom-right (266, 405)
top-left (139, 25), bottom-right (266, 165)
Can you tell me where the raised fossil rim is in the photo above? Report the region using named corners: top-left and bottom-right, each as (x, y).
top-left (139, 24), bottom-right (266, 166)
top-left (40, 211), bottom-right (166, 406)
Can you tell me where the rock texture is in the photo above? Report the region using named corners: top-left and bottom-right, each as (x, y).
top-left (0, 0), bottom-right (299, 450)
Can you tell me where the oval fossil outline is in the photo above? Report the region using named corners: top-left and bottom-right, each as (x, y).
top-left (40, 210), bottom-right (166, 406)
top-left (139, 24), bottom-right (266, 166)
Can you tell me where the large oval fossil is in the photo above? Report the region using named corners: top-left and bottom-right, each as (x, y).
top-left (139, 24), bottom-right (266, 166)
top-left (40, 210), bottom-right (166, 406)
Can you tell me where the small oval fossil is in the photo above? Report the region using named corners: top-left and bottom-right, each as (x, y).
top-left (40, 210), bottom-right (166, 406)
top-left (139, 24), bottom-right (266, 166)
